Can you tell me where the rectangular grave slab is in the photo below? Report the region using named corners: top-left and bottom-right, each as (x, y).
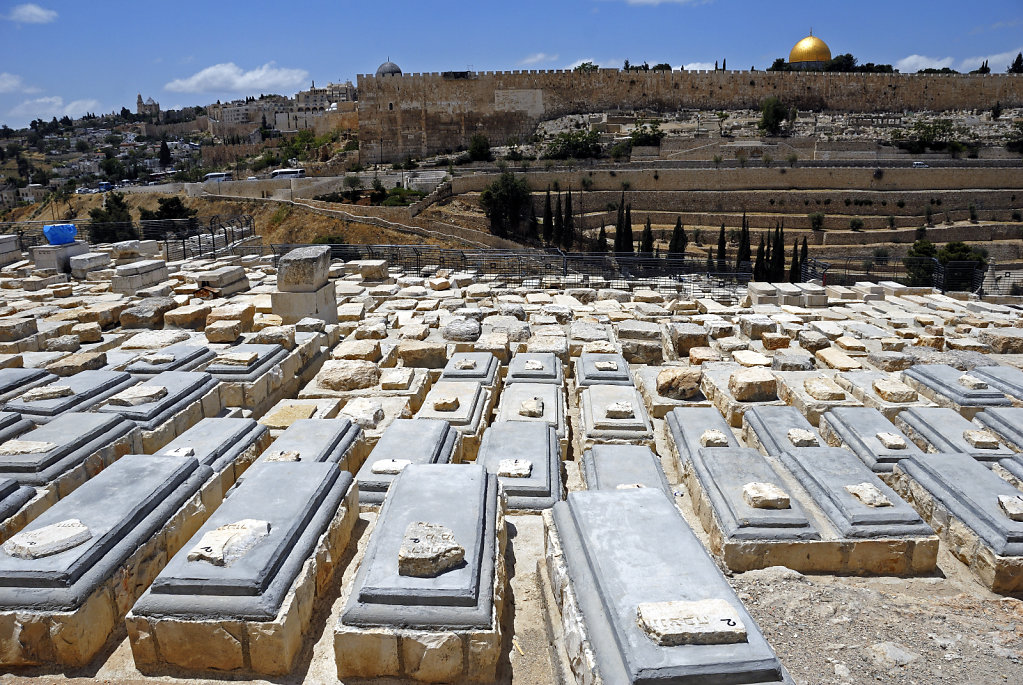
top-left (573, 353), bottom-right (633, 389)
top-left (775, 370), bottom-right (862, 426)
top-left (779, 448), bottom-right (934, 539)
top-left (478, 421), bottom-right (562, 511)
top-left (975, 407), bottom-right (1023, 452)
top-left (336, 464), bottom-right (503, 682)
top-left (0, 453), bottom-right (212, 666)
top-left (124, 343), bottom-right (216, 379)
top-left (892, 452), bottom-right (1023, 592)
top-left (699, 362), bottom-right (786, 428)
top-left (204, 344), bottom-right (288, 383)
top-left (633, 365), bottom-right (711, 420)
top-left (544, 488), bottom-right (790, 684)
top-left (439, 352), bottom-right (500, 389)
top-left (0, 410), bottom-right (33, 445)
top-left (819, 406), bottom-right (923, 473)
top-left (495, 382), bottom-right (568, 453)
top-left (902, 364), bottom-right (1011, 418)
top-left (971, 365), bottom-right (1023, 404)
top-left (0, 367), bottom-right (56, 404)
top-left (355, 418), bottom-right (459, 506)
top-left (506, 352), bottom-right (563, 385)
top-left (255, 418), bottom-right (364, 473)
top-left (835, 370), bottom-right (934, 421)
top-left (742, 405), bottom-right (824, 456)
top-left (155, 417), bottom-right (270, 495)
top-left (895, 406), bottom-right (1015, 461)
top-left (415, 380), bottom-right (490, 461)
top-left (5, 369), bottom-right (136, 424)
top-left (0, 477), bottom-right (34, 528)
top-left (665, 406), bottom-right (740, 470)
top-left (581, 444), bottom-right (671, 496)
top-left (97, 370), bottom-right (219, 432)
top-left (578, 384), bottom-right (654, 451)
top-left (299, 364), bottom-right (431, 412)
top-left (128, 462), bottom-right (357, 675)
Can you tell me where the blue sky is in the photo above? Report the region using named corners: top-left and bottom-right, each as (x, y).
top-left (1, 0), bottom-right (1021, 129)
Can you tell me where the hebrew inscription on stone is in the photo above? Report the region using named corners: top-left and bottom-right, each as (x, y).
top-left (3, 519), bottom-right (92, 559)
top-left (636, 599), bottom-right (748, 646)
top-left (187, 519), bottom-right (271, 567)
top-left (845, 482), bottom-right (892, 508)
top-left (398, 521), bottom-right (465, 577)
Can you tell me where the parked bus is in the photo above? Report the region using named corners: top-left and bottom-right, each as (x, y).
top-left (270, 168), bottom-right (305, 179)
top-left (97, 181), bottom-right (112, 192)
top-left (203, 172), bottom-right (233, 182)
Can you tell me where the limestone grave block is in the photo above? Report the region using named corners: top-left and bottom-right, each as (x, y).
top-left (3, 518), bottom-right (92, 559)
top-left (205, 319), bottom-right (242, 342)
top-left (738, 314), bottom-right (777, 340)
top-left (250, 324), bottom-right (296, 351)
top-left (804, 376), bottom-right (845, 401)
top-left (31, 240), bottom-right (89, 274)
top-left (128, 461), bottom-right (357, 675)
top-left (355, 419), bottom-right (460, 507)
top-left (573, 353), bottom-right (632, 392)
top-left (667, 322), bottom-right (708, 358)
top-left (970, 364), bottom-right (1023, 405)
top-left (398, 521), bottom-right (465, 577)
top-left (332, 337), bottom-right (381, 362)
top-left (416, 381), bottom-right (490, 461)
top-left (0, 317), bottom-right (39, 344)
top-left (892, 451), bottom-right (1023, 592)
top-left (581, 443), bottom-right (670, 495)
top-left (439, 351), bottom-right (500, 390)
top-left (0, 366), bottom-right (56, 403)
top-left (845, 482), bottom-right (892, 508)
top-left (396, 339), bottom-right (447, 369)
top-left (496, 382), bottom-right (568, 452)
top-left (120, 329), bottom-right (191, 350)
top-left (833, 370), bottom-right (934, 421)
top-left (0, 453), bottom-right (212, 667)
top-left (727, 367), bottom-right (776, 402)
top-left (543, 488), bottom-right (789, 684)
top-left (254, 418), bottom-right (365, 473)
top-left (688, 346), bottom-right (721, 366)
top-left (818, 406), bottom-right (923, 473)
top-left (196, 265), bottom-right (250, 296)
top-left (156, 417), bottom-right (270, 498)
top-left (895, 406), bottom-right (1015, 461)
top-left (44, 349), bottom-right (109, 377)
top-left (45, 334), bottom-right (80, 352)
top-left (506, 351), bottom-right (563, 385)
top-left (742, 405), bottom-right (824, 456)
top-left (742, 481), bottom-right (791, 509)
top-left (578, 384), bottom-right (654, 451)
top-left (206, 301), bottom-right (255, 331)
top-left (998, 495), bottom-right (1023, 522)
top-left (336, 464), bottom-right (503, 682)
top-left (797, 329), bottom-right (830, 352)
top-left (97, 370), bottom-right (220, 448)
top-left (478, 422), bottom-right (562, 511)
top-left (316, 359), bottom-right (381, 392)
top-left (815, 347), bottom-right (862, 371)
top-left (7, 368), bottom-right (135, 423)
top-left (119, 297), bottom-right (177, 329)
top-left (732, 350), bottom-right (772, 368)
top-left (975, 407), bottom-right (1023, 453)
top-left (978, 328), bottom-right (1023, 354)
top-left (761, 332), bottom-right (791, 350)
top-left (124, 342), bottom-right (216, 379)
top-left (873, 378), bottom-right (917, 403)
top-left (902, 363), bottom-right (1011, 419)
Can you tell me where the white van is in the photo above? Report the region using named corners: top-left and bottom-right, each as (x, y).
top-left (912, 162), bottom-right (929, 168)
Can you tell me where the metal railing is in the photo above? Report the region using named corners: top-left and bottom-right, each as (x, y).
top-left (803, 255), bottom-right (985, 293)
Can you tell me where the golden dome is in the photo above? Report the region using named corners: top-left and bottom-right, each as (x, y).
top-left (789, 34), bottom-right (832, 64)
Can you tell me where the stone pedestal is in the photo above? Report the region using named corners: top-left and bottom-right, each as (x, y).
top-left (30, 240), bottom-right (89, 274)
top-left (271, 282), bottom-right (338, 324)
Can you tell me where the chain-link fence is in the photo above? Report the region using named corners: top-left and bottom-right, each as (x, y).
top-left (803, 255), bottom-right (984, 293)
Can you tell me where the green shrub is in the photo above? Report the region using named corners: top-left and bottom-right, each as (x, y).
top-left (850, 218), bottom-right (864, 231)
top-left (809, 212), bottom-right (825, 231)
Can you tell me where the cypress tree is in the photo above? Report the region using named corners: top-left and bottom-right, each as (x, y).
top-left (706, 249), bottom-right (714, 273)
top-left (623, 204), bottom-right (634, 252)
top-left (668, 217), bottom-right (682, 254)
top-left (800, 237), bottom-right (809, 269)
top-left (613, 195), bottom-right (625, 252)
top-left (716, 223), bottom-right (726, 272)
top-left (528, 207), bottom-right (539, 242)
top-left (789, 239), bottom-right (800, 283)
top-left (641, 217), bottom-right (654, 253)
top-left (563, 189), bottom-right (574, 250)
top-left (597, 224), bottom-right (609, 252)
top-left (542, 188), bottom-right (553, 244)
top-left (553, 193), bottom-right (563, 247)
top-left (770, 225), bottom-right (785, 281)
top-left (754, 234), bottom-right (766, 281)
top-left (735, 213), bottom-right (751, 272)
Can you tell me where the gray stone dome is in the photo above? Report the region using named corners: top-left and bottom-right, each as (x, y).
top-left (375, 61), bottom-right (402, 77)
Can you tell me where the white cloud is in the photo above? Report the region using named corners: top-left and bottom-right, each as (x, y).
top-left (5, 3), bottom-right (57, 23)
top-left (8, 96), bottom-right (99, 120)
top-left (895, 54), bottom-right (955, 72)
top-left (164, 62), bottom-right (309, 94)
top-left (0, 72), bottom-right (25, 92)
top-left (959, 46), bottom-right (1023, 72)
top-left (519, 52), bottom-right (559, 66)
top-left (564, 58), bottom-right (597, 70)
top-left (683, 61), bottom-right (716, 71)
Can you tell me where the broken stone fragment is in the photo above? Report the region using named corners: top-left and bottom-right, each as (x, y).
top-left (398, 521), bottom-right (465, 577)
top-left (963, 429), bottom-right (1000, 449)
top-left (265, 450), bottom-right (301, 462)
top-left (803, 376), bottom-right (845, 401)
top-left (432, 396), bottom-right (460, 412)
top-left (699, 429), bottom-right (730, 448)
top-left (21, 385), bottom-right (73, 402)
top-left (371, 458), bottom-right (411, 475)
top-left (636, 599), bottom-right (747, 646)
top-left (655, 366), bottom-right (702, 400)
top-left (163, 446), bottom-right (195, 457)
top-left (845, 482), bottom-right (892, 508)
top-left (605, 401), bottom-right (635, 419)
top-left (380, 367), bottom-right (414, 390)
top-left (216, 351), bottom-right (259, 366)
top-left (3, 519), bottom-right (92, 559)
top-left (524, 359), bottom-right (545, 371)
top-left (958, 374), bottom-right (988, 390)
top-left (141, 353), bottom-right (175, 365)
top-left (742, 482), bottom-right (790, 509)
top-left (594, 360), bottom-right (618, 372)
top-left (872, 379), bottom-right (917, 403)
top-left (260, 403), bottom-right (317, 429)
top-left (187, 519), bottom-right (271, 567)
top-left (519, 397), bottom-right (544, 418)
top-left (997, 494), bottom-right (1023, 522)
top-left (787, 428), bottom-right (819, 447)
top-left (498, 458), bottom-right (532, 478)
top-left (732, 350), bottom-right (771, 368)
top-left (0, 439), bottom-right (57, 455)
top-left (341, 398), bottom-right (386, 428)
top-left (108, 385), bottom-right (168, 407)
top-left (454, 358), bottom-right (477, 370)
top-left (875, 432), bottom-right (907, 450)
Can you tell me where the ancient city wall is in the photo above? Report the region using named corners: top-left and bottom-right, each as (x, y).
top-left (357, 69), bottom-right (1023, 162)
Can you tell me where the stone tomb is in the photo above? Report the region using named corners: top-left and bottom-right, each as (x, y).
top-left (775, 370), bottom-right (862, 426)
top-left (0, 453), bottom-right (213, 666)
top-left (684, 445), bottom-right (936, 574)
top-left (0, 367), bottom-right (56, 404)
top-left (335, 464), bottom-right (505, 682)
top-left (111, 259), bottom-right (169, 294)
top-left (541, 488), bottom-right (791, 684)
top-left (415, 380), bottom-right (491, 461)
top-left (505, 351), bottom-right (563, 386)
top-left (254, 418), bottom-right (366, 473)
top-left (203, 343), bottom-right (289, 414)
top-left (577, 384), bottom-right (655, 452)
top-left (300, 362), bottom-right (432, 413)
top-left (818, 406), bottom-right (923, 473)
top-left (0, 478), bottom-right (34, 533)
top-left (439, 351), bottom-right (501, 391)
top-left (835, 370), bottom-right (934, 421)
top-left (632, 364), bottom-right (710, 420)
top-left (495, 382), bottom-right (569, 455)
top-left (742, 405), bottom-right (825, 456)
top-left (892, 452), bottom-right (1023, 593)
top-left (581, 444), bottom-right (671, 495)
top-left (971, 365), bottom-right (1023, 404)
top-left (572, 353), bottom-right (633, 395)
top-left (901, 363), bottom-right (1011, 418)
top-left (975, 407), bottom-right (1023, 452)
top-left (895, 406), bottom-right (1016, 461)
top-left (664, 405), bottom-right (740, 471)
top-left (0, 410), bottom-right (34, 445)
top-left (127, 462), bottom-right (358, 675)
top-left (5, 369), bottom-right (136, 424)
top-left (477, 421), bottom-right (563, 511)
top-left (96, 370), bottom-right (223, 453)
top-left (123, 343), bottom-right (217, 380)
top-left (355, 418), bottom-right (460, 507)
top-left (700, 362), bottom-right (786, 427)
